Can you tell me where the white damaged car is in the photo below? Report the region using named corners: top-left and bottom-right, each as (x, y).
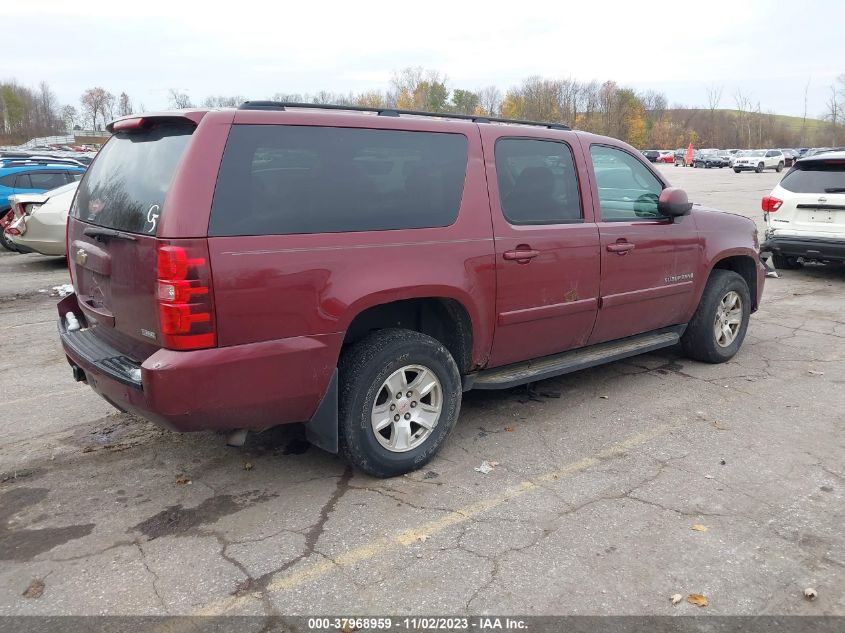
top-left (5, 182), bottom-right (78, 256)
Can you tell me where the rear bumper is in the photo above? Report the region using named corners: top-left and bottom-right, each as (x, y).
top-left (57, 294), bottom-right (342, 433)
top-left (762, 235), bottom-right (845, 262)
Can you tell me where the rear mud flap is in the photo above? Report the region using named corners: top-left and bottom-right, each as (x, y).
top-left (303, 368), bottom-right (339, 454)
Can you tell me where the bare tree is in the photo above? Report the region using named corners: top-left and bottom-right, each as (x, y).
top-left (117, 92), bottom-right (133, 117)
top-left (734, 89), bottom-right (752, 148)
top-left (477, 85), bottom-right (502, 117)
top-left (168, 89), bottom-right (194, 109)
top-left (60, 105), bottom-right (78, 131)
top-left (824, 83), bottom-right (841, 146)
top-left (80, 87), bottom-right (115, 130)
top-left (202, 95), bottom-right (245, 108)
top-left (706, 84), bottom-right (723, 146)
top-left (801, 78), bottom-right (811, 146)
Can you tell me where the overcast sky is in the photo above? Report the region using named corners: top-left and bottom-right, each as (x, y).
top-left (6, 0), bottom-right (843, 118)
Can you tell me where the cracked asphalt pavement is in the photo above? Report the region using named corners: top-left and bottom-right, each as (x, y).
top-left (0, 165), bottom-right (842, 617)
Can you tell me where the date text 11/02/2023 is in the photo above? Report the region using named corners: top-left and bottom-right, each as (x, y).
top-left (306, 617), bottom-right (528, 630)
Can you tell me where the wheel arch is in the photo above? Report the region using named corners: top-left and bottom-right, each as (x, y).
top-left (341, 295), bottom-right (476, 374)
top-left (710, 254), bottom-right (760, 311)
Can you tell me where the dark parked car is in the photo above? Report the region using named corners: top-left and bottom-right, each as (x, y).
top-left (693, 151), bottom-right (728, 168)
top-left (59, 103), bottom-right (764, 476)
top-left (779, 149), bottom-right (797, 167)
top-left (642, 150), bottom-right (660, 162)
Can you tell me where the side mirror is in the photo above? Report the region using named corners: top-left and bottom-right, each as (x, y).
top-left (658, 187), bottom-right (693, 217)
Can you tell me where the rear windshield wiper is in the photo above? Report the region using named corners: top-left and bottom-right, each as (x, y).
top-left (83, 226), bottom-right (137, 242)
top-left (823, 188), bottom-right (845, 193)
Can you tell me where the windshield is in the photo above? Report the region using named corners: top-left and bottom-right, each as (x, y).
top-left (750, 150), bottom-right (765, 157)
top-left (72, 123), bottom-right (193, 234)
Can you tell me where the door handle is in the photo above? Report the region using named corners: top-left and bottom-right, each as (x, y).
top-left (606, 242), bottom-right (635, 254)
top-left (503, 249), bottom-right (540, 262)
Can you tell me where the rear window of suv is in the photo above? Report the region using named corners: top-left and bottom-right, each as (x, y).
top-left (73, 124), bottom-right (194, 234)
top-left (209, 125), bottom-right (468, 236)
top-left (780, 161), bottom-right (845, 193)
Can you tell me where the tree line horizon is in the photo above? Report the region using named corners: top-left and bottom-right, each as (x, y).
top-left (2, 68), bottom-right (843, 149)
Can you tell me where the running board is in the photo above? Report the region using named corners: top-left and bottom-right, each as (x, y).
top-left (469, 327), bottom-right (684, 390)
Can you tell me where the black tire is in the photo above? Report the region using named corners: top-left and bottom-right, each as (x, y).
top-left (0, 229), bottom-right (17, 252)
top-left (681, 270), bottom-right (751, 364)
top-left (338, 329), bottom-right (462, 478)
top-left (772, 253), bottom-right (802, 269)
top-left (755, 162), bottom-right (764, 173)
top-left (0, 210), bottom-right (17, 252)
top-left (733, 168), bottom-right (741, 173)
top-left (776, 162), bottom-right (784, 173)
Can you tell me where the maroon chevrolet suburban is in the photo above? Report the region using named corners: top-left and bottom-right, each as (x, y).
top-left (59, 102), bottom-right (764, 477)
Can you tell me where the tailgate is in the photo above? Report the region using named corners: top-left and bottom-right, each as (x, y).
top-left (778, 158), bottom-right (845, 237)
top-left (69, 119), bottom-right (196, 360)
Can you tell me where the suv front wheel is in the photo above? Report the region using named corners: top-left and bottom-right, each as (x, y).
top-left (338, 329), bottom-right (462, 477)
top-left (681, 270), bottom-right (751, 363)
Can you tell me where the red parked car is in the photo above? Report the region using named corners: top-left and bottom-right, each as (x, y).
top-left (655, 151), bottom-right (674, 164)
top-left (59, 103), bottom-right (764, 476)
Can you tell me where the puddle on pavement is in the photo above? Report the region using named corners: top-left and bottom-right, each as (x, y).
top-left (131, 490), bottom-right (278, 540)
top-left (0, 487), bottom-right (95, 561)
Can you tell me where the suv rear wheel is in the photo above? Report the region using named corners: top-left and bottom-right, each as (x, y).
top-left (681, 270), bottom-right (751, 363)
top-left (776, 161), bottom-right (784, 172)
top-left (338, 329), bottom-right (462, 477)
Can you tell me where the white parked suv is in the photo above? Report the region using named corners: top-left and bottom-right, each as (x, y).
top-left (761, 151), bottom-right (845, 268)
top-left (733, 149), bottom-right (785, 173)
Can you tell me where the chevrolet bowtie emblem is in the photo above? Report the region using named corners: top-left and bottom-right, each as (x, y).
top-left (75, 248), bottom-right (88, 265)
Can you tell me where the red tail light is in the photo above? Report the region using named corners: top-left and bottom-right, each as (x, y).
top-left (156, 241), bottom-right (216, 350)
top-left (762, 196), bottom-right (783, 212)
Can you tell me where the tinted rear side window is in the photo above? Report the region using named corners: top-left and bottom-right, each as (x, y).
top-left (210, 125), bottom-right (468, 236)
top-left (780, 161), bottom-right (845, 193)
top-left (28, 171), bottom-right (69, 190)
top-left (494, 138), bottom-right (582, 225)
top-left (73, 124), bottom-right (193, 234)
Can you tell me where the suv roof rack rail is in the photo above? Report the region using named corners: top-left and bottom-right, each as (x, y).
top-left (0, 158), bottom-right (84, 167)
top-left (237, 101), bottom-right (571, 131)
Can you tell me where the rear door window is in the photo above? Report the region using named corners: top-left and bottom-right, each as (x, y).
top-left (209, 125), bottom-right (468, 236)
top-left (780, 161), bottom-right (845, 193)
top-left (493, 138), bottom-right (582, 225)
top-left (14, 174), bottom-right (32, 189)
top-left (28, 171), bottom-right (69, 190)
top-left (73, 123), bottom-right (194, 234)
